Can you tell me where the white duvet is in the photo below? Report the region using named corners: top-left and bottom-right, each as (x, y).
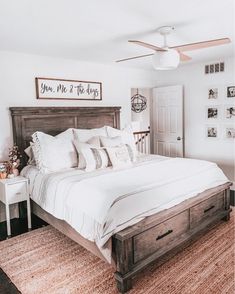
top-left (21, 155), bottom-right (228, 263)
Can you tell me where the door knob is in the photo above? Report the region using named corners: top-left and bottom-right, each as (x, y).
top-left (177, 136), bottom-right (181, 141)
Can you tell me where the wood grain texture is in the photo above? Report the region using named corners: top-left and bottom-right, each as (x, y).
top-left (115, 183), bottom-right (231, 241)
top-left (128, 40), bottom-right (166, 51)
top-left (133, 210), bottom-right (189, 263)
top-left (10, 106), bottom-right (121, 168)
top-left (170, 38), bottom-right (231, 52)
top-left (10, 108), bottom-right (232, 293)
top-left (190, 191), bottom-right (225, 228)
top-left (32, 200), bottom-right (109, 264)
top-left (113, 187), bottom-right (231, 293)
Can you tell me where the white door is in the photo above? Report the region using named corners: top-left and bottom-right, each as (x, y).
top-left (152, 85), bottom-right (184, 157)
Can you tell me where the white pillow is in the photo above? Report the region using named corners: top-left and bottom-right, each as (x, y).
top-left (100, 136), bottom-right (122, 148)
top-left (73, 140), bottom-right (109, 172)
top-left (77, 136), bottom-right (101, 169)
top-left (106, 126), bottom-right (137, 161)
top-left (32, 129), bottom-right (77, 173)
top-left (73, 127), bottom-right (107, 142)
top-left (105, 145), bottom-right (132, 169)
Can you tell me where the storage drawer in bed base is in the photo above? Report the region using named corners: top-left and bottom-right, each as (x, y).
top-left (113, 185), bottom-right (231, 293)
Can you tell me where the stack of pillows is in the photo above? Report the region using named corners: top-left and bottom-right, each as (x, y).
top-left (25, 126), bottom-right (138, 173)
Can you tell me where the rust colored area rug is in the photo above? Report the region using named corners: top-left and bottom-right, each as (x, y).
top-left (0, 213), bottom-right (234, 294)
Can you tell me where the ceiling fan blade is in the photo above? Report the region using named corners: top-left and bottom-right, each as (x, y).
top-left (171, 38), bottom-right (231, 52)
top-left (179, 52), bottom-right (192, 61)
top-left (116, 53), bottom-right (154, 63)
top-left (128, 40), bottom-right (166, 52)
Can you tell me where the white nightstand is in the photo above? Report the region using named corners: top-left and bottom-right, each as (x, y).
top-left (0, 176), bottom-right (31, 237)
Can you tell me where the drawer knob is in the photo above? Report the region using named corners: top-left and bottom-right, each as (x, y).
top-left (156, 229), bottom-right (173, 241)
top-left (204, 205), bottom-right (215, 213)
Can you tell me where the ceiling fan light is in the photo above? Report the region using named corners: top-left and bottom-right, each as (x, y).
top-left (152, 49), bottom-right (180, 70)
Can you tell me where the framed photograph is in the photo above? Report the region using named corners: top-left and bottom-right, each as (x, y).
top-left (225, 106), bottom-right (235, 119)
top-left (224, 126), bottom-right (235, 139)
top-left (227, 86), bottom-right (235, 98)
top-left (206, 126), bottom-right (218, 138)
top-left (206, 106), bottom-right (219, 119)
top-left (208, 88), bottom-right (218, 99)
top-left (35, 77), bottom-right (102, 100)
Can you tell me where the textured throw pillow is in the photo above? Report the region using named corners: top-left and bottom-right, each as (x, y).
top-left (32, 129), bottom-right (77, 173)
top-left (73, 140), bottom-right (109, 172)
top-left (87, 136), bottom-right (101, 146)
top-left (73, 127), bottom-right (107, 142)
top-left (106, 126), bottom-right (137, 161)
top-left (100, 135), bottom-right (136, 162)
top-left (105, 145), bottom-right (132, 169)
top-left (77, 136), bottom-right (101, 169)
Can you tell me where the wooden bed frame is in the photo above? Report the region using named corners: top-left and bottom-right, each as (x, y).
top-left (10, 106), bottom-right (232, 293)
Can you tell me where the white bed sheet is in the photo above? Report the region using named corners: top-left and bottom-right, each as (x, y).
top-left (21, 155), bottom-right (228, 263)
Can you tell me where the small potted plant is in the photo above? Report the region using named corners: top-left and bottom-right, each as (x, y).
top-left (8, 145), bottom-right (21, 177)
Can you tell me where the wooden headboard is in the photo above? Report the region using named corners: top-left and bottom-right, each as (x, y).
top-left (10, 106), bottom-right (121, 167)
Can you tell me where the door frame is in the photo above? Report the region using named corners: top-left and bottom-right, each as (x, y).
top-left (150, 85), bottom-right (185, 157)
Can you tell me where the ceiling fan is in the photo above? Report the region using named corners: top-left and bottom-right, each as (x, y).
top-left (116, 26), bottom-right (231, 70)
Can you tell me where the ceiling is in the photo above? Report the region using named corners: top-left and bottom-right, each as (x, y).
top-left (0, 0), bottom-right (234, 70)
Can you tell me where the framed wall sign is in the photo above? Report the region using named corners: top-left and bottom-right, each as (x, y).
top-left (35, 77), bottom-right (102, 100)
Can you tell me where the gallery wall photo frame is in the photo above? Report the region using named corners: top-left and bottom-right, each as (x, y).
top-left (227, 86), bottom-right (235, 98)
top-left (208, 87), bottom-right (219, 100)
top-left (206, 125), bottom-right (219, 139)
top-left (224, 105), bottom-right (235, 120)
top-left (224, 125), bottom-right (235, 139)
top-left (35, 77), bottom-right (102, 101)
top-left (207, 85), bottom-right (225, 101)
top-left (206, 106), bottom-right (220, 120)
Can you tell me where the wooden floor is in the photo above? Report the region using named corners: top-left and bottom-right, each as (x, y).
top-left (0, 216), bottom-right (47, 294)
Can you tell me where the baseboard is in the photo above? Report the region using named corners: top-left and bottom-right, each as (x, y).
top-left (230, 190), bottom-right (235, 206)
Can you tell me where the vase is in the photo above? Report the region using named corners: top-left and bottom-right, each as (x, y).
top-left (0, 172), bottom-right (7, 179)
top-left (12, 168), bottom-right (19, 177)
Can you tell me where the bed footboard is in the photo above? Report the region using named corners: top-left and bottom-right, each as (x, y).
top-left (112, 184), bottom-right (231, 293)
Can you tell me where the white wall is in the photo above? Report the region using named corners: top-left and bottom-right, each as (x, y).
top-left (0, 51), bottom-right (157, 160)
top-left (0, 50), bottom-right (234, 221)
top-left (154, 57), bottom-right (235, 184)
top-left (0, 50), bottom-right (157, 220)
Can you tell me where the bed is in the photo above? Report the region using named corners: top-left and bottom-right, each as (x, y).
top-left (10, 106), bottom-right (231, 293)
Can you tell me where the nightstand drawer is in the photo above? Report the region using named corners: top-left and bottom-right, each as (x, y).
top-left (7, 182), bottom-right (28, 204)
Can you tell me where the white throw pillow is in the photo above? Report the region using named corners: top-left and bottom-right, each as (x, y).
top-left (73, 140), bottom-right (109, 172)
top-left (77, 136), bottom-right (101, 169)
top-left (100, 136), bottom-right (122, 148)
top-left (105, 145), bottom-right (132, 169)
top-left (106, 126), bottom-right (137, 161)
top-left (73, 127), bottom-right (107, 142)
top-left (32, 129), bottom-right (77, 173)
